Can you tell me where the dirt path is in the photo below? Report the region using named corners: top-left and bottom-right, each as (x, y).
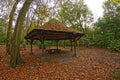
top-left (0, 46), bottom-right (120, 80)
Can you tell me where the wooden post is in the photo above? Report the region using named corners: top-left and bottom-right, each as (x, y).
top-left (30, 40), bottom-right (33, 55)
top-left (73, 39), bottom-right (77, 57)
top-left (56, 40), bottom-right (59, 50)
top-left (70, 40), bottom-right (73, 51)
top-left (41, 39), bottom-right (44, 56)
top-left (63, 40), bottom-right (65, 48)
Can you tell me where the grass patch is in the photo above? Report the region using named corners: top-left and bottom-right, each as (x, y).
top-left (110, 68), bottom-right (120, 79)
top-left (40, 56), bottom-right (47, 62)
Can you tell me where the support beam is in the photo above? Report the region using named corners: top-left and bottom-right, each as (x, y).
top-left (41, 39), bottom-right (44, 56)
top-left (30, 40), bottom-right (33, 55)
top-left (56, 40), bottom-right (59, 50)
top-left (63, 40), bottom-right (65, 48)
top-left (40, 39), bottom-right (46, 62)
top-left (73, 39), bottom-right (77, 57)
top-left (70, 40), bottom-right (73, 51)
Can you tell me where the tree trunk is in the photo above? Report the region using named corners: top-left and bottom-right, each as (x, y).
top-left (6, 0), bottom-right (20, 55)
top-left (10, 0), bottom-right (33, 68)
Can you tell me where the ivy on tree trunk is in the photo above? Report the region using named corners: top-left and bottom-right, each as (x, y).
top-left (10, 0), bottom-right (33, 68)
top-left (6, 0), bottom-right (20, 55)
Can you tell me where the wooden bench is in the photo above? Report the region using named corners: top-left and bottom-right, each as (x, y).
top-left (46, 49), bottom-right (61, 54)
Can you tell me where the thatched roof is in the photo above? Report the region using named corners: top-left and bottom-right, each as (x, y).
top-left (40, 19), bottom-right (80, 33)
top-left (25, 19), bottom-right (84, 40)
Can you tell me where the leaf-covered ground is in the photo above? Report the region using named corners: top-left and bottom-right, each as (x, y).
top-left (0, 45), bottom-right (120, 80)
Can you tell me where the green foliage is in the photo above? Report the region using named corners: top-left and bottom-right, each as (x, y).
top-left (37, 5), bottom-right (49, 20)
top-left (82, 0), bottom-right (120, 52)
top-left (27, 21), bottom-right (35, 33)
top-left (83, 38), bottom-right (90, 47)
top-left (56, 0), bottom-right (94, 47)
top-left (40, 56), bottom-right (46, 62)
top-left (37, 41), bottom-right (57, 49)
top-left (0, 28), bottom-right (6, 44)
top-left (111, 68), bottom-right (120, 79)
top-left (107, 40), bottom-right (120, 52)
top-left (111, 0), bottom-right (120, 5)
top-left (0, 18), bottom-right (7, 45)
top-left (57, 0), bottom-right (93, 32)
top-left (37, 41), bottom-right (41, 48)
